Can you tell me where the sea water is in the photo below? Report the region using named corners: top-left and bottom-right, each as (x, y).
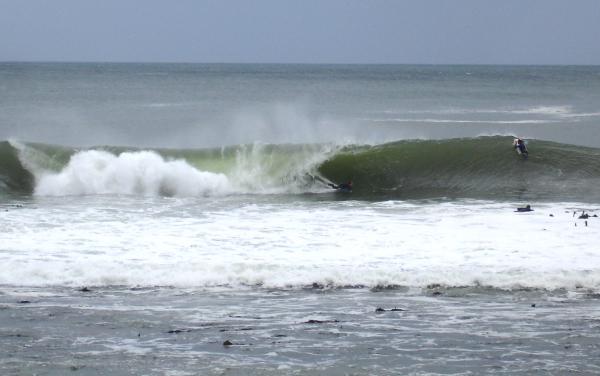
top-left (1, 63), bottom-right (600, 374)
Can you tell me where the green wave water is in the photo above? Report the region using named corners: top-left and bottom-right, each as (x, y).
top-left (320, 137), bottom-right (600, 200)
top-left (2, 137), bottom-right (600, 201)
top-left (0, 141), bottom-right (35, 194)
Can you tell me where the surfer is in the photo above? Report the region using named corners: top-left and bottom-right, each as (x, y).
top-left (328, 180), bottom-right (352, 192)
top-left (513, 138), bottom-right (528, 157)
top-left (516, 204), bottom-right (533, 212)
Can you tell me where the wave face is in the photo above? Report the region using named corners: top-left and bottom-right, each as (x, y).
top-left (2, 137), bottom-right (600, 201)
top-left (319, 137), bottom-right (600, 201)
top-left (0, 141), bottom-right (35, 195)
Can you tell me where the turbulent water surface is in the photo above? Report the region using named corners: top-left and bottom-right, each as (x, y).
top-left (1, 63), bottom-right (600, 375)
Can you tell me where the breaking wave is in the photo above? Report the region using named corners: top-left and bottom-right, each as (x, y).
top-left (34, 150), bottom-right (231, 197)
top-left (2, 137), bottom-right (600, 201)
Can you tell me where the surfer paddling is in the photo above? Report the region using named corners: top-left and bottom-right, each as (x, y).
top-left (516, 204), bottom-right (533, 212)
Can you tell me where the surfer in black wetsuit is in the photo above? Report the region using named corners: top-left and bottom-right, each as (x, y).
top-left (516, 204), bottom-right (533, 212)
top-left (328, 180), bottom-right (352, 192)
top-left (513, 138), bottom-right (528, 157)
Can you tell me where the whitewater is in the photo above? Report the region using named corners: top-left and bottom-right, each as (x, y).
top-left (1, 63), bottom-right (600, 375)
top-left (2, 195), bottom-right (599, 290)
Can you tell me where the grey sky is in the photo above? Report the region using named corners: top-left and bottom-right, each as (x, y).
top-left (1, 0), bottom-right (599, 64)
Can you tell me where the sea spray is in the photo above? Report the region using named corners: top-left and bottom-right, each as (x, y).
top-left (227, 142), bottom-right (338, 194)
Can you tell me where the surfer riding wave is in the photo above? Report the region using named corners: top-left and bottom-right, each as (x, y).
top-left (513, 137), bottom-right (529, 158)
top-left (328, 180), bottom-right (352, 192)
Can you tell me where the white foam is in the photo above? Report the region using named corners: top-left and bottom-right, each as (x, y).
top-left (1, 199), bottom-right (599, 292)
top-left (34, 150), bottom-right (231, 197)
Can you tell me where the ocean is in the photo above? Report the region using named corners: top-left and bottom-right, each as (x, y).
top-left (1, 63), bottom-right (600, 374)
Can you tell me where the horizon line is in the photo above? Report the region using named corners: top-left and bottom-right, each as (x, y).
top-left (2, 60), bottom-right (600, 67)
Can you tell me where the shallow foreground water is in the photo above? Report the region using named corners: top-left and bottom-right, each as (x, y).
top-left (2, 286), bottom-right (600, 375)
top-left (1, 196), bottom-right (600, 374)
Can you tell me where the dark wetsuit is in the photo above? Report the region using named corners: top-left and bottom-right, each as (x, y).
top-left (516, 140), bottom-right (528, 155)
top-left (516, 205), bottom-right (533, 212)
top-left (329, 182), bottom-right (352, 192)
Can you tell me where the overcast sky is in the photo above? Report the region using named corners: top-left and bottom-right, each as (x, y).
top-left (1, 0), bottom-right (599, 65)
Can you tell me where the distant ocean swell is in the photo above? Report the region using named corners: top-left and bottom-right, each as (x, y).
top-left (2, 137), bottom-right (600, 201)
